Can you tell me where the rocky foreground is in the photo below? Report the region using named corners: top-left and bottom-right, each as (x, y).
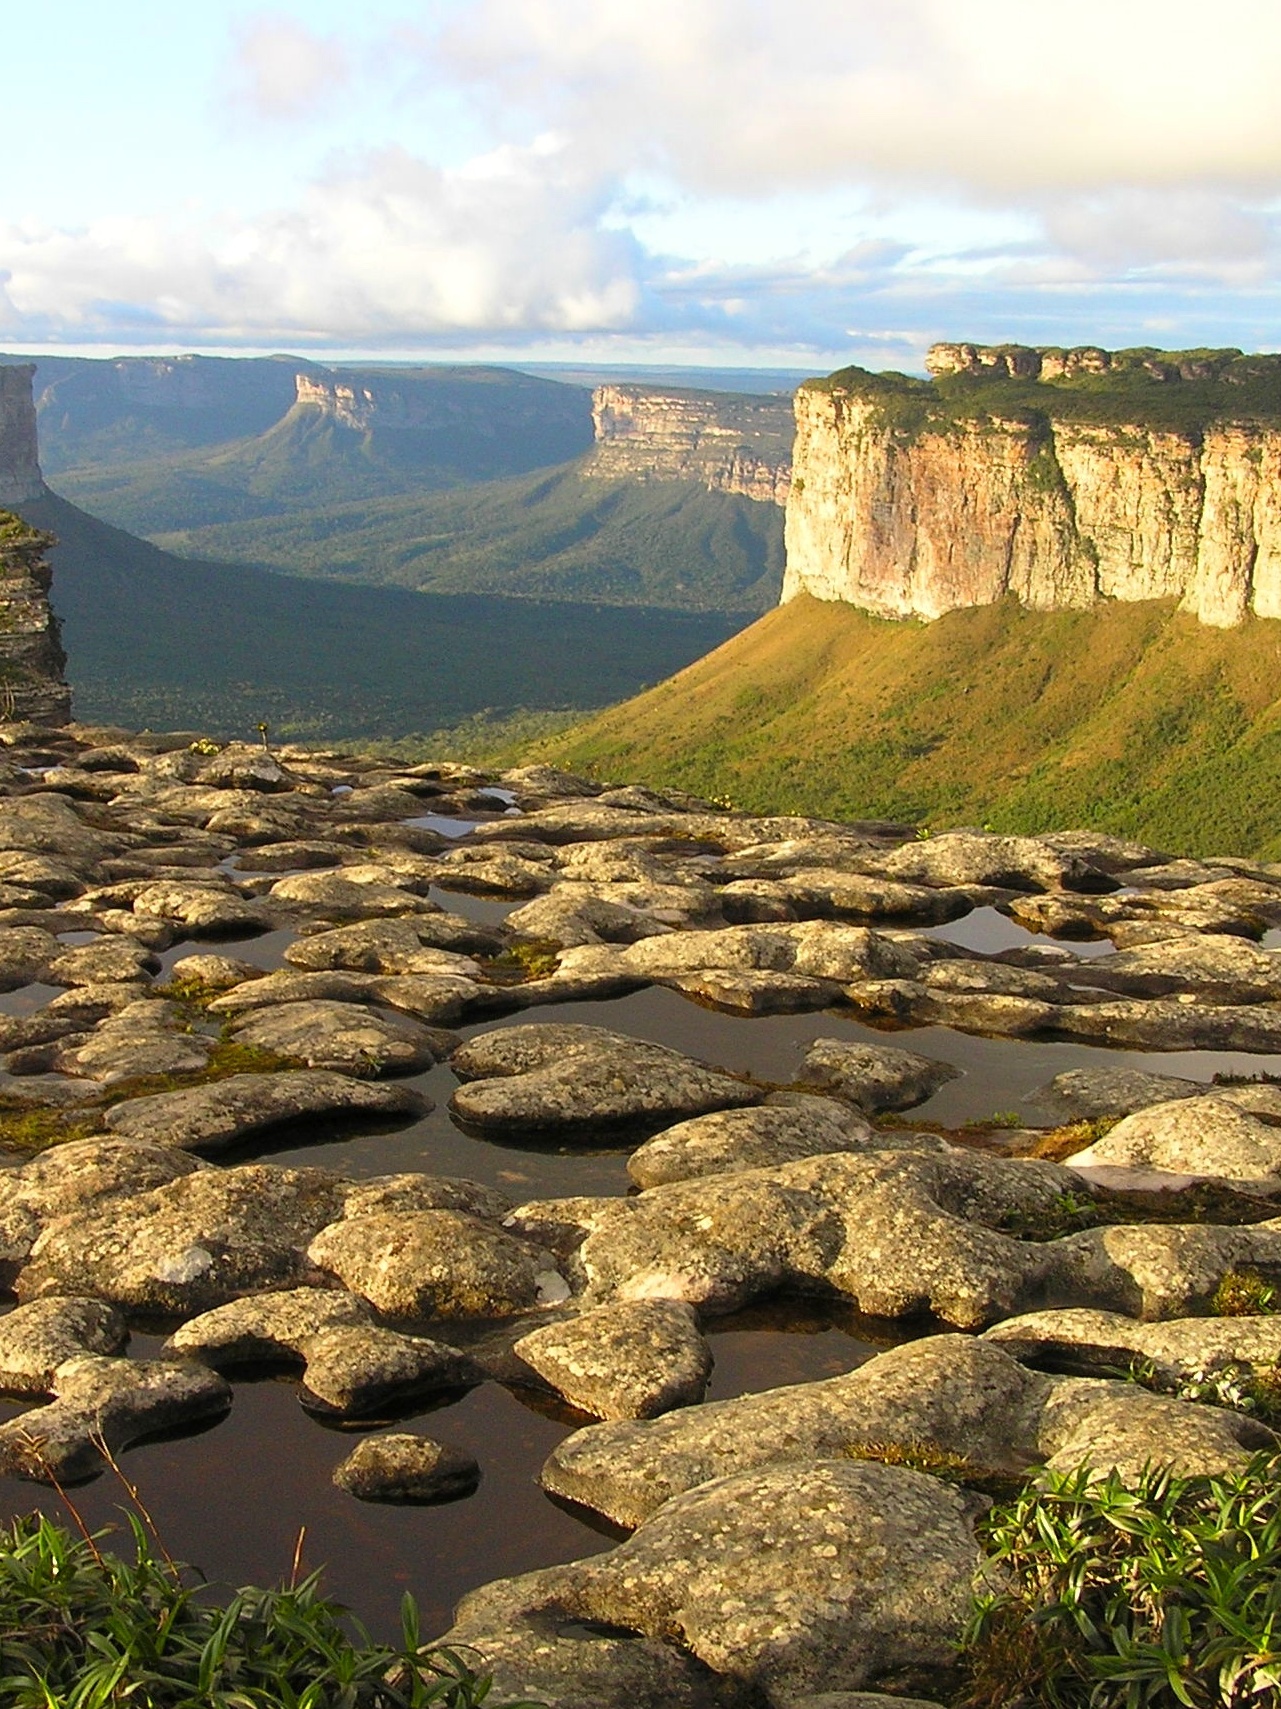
top-left (0, 722), bottom-right (1280, 1705)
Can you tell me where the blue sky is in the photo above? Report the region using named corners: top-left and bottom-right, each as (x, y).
top-left (4, 0), bottom-right (1281, 370)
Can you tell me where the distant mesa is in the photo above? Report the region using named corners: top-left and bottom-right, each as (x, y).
top-left (589, 383), bottom-right (793, 505)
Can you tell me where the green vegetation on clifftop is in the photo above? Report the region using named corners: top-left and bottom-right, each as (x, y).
top-left (541, 593), bottom-right (1281, 858)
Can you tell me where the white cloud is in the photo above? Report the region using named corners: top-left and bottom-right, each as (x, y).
top-left (0, 141), bottom-right (643, 345)
top-left (434, 0), bottom-right (1281, 200)
top-left (229, 14), bottom-right (352, 121)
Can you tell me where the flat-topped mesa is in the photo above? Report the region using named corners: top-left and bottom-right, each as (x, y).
top-left (588, 384), bottom-right (793, 505)
top-left (0, 367), bottom-right (46, 507)
top-left (783, 343), bottom-right (1281, 627)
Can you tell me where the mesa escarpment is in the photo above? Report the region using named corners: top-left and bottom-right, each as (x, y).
top-left (0, 370), bottom-right (70, 724)
top-left (783, 343), bottom-right (1281, 627)
top-left (589, 384), bottom-right (793, 504)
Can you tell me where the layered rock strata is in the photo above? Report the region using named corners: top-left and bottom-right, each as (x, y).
top-left (783, 343), bottom-right (1281, 627)
top-left (589, 384), bottom-right (793, 504)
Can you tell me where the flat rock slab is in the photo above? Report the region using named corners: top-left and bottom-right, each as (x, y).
top-left (333, 1433), bottom-right (480, 1503)
top-left (514, 1300), bottom-right (711, 1419)
top-left (1021, 1067), bottom-right (1205, 1126)
top-left (1065, 1094), bottom-right (1281, 1191)
top-left (479, 1460), bottom-right (985, 1702)
top-left (543, 1333), bottom-right (1267, 1531)
top-left (797, 1038), bottom-right (960, 1114)
top-left (103, 1070), bottom-right (430, 1153)
top-left (16, 1164), bottom-right (351, 1316)
top-left (227, 999), bottom-right (449, 1076)
top-left (0, 1297), bottom-right (127, 1395)
top-left (449, 1023), bottom-right (761, 1136)
top-left (309, 1210), bottom-right (566, 1321)
top-left (986, 1307), bottom-right (1281, 1386)
top-left (0, 1355), bottom-right (232, 1484)
top-left (626, 1100), bottom-right (872, 1188)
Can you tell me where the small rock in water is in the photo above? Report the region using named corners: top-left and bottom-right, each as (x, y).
top-left (798, 1038), bottom-right (959, 1114)
top-left (333, 1433), bottom-right (480, 1503)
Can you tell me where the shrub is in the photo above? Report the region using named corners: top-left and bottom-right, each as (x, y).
top-left (960, 1454), bottom-right (1281, 1708)
top-left (0, 1511), bottom-right (534, 1709)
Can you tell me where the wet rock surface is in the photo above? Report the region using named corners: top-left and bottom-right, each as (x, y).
top-left (4, 727), bottom-right (1281, 1697)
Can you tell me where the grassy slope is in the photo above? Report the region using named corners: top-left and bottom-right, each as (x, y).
top-left (19, 492), bottom-right (747, 743)
top-left (145, 464), bottom-right (785, 614)
top-left (542, 593), bottom-right (1281, 858)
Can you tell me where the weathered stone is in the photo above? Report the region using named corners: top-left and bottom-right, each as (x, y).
top-left (166, 1286), bottom-right (370, 1365)
top-left (619, 922), bottom-right (917, 985)
top-left (626, 1101), bottom-right (872, 1188)
top-left (300, 1325), bottom-right (483, 1414)
top-left (450, 1024), bottom-right (761, 1136)
top-left (103, 1070), bottom-right (429, 1154)
top-left (308, 1211), bottom-right (566, 1320)
top-left (1045, 1218), bottom-right (1281, 1319)
top-left (444, 1567), bottom-right (741, 1709)
top-left (666, 969), bottom-right (841, 1014)
top-left (1076, 935), bottom-right (1281, 1003)
top-left (797, 1038), bottom-right (959, 1114)
top-left (882, 833), bottom-right (1105, 893)
top-left (0, 1297), bottom-right (128, 1394)
top-left (986, 1306), bottom-right (1281, 1388)
top-left (193, 742), bottom-right (300, 793)
top-left (530, 1460), bottom-right (984, 1700)
top-left (226, 999), bottom-right (447, 1076)
top-left (45, 936), bottom-right (160, 987)
top-left (166, 953), bottom-right (263, 991)
top-left (284, 918), bottom-right (480, 975)
top-left (506, 888), bottom-right (674, 947)
top-left (1065, 1095), bottom-right (1281, 1190)
top-left (514, 1300), bottom-right (711, 1419)
top-left (1051, 998), bottom-right (1281, 1052)
top-left (269, 871), bottom-right (436, 921)
top-left (130, 880), bottom-right (270, 936)
top-left (340, 1173), bottom-right (512, 1223)
top-left (0, 924), bottom-right (57, 989)
top-left (16, 1165), bottom-right (350, 1314)
top-left (0, 1355), bottom-right (232, 1483)
top-left (720, 871), bottom-right (972, 925)
top-left (1021, 1067), bottom-right (1205, 1125)
top-left (333, 1433), bottom-right (480, 1503)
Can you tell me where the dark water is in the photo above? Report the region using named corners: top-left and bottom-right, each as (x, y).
top-left (2, 883), bottom-right (1278, 1636)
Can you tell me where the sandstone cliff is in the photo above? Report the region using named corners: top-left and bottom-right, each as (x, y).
top-left (0, 367), bottom-right (46, 507)
top-left (588, 385), bottom-right (793, 504)
top-left (0, 368), bottom-right (74, 724)
top-left (783, 344), bottom-right (1281, 627)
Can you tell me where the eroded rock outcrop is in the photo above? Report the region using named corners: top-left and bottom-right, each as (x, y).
top-left (783, 344), bottom-right (1281, 627)
top-left (589, 385), bottom-right (793, 504)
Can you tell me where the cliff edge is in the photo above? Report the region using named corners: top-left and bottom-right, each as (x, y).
top-left (589, 384), bottom-right (792, 504)
top-left (783, 343), bottom-right (1281, 627)
top-left (0, 367), bottom-right (73, 724)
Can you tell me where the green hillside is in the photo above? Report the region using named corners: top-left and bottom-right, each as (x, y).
top-left (47, 366), bottom-right (594, 534)
top-left (146, 464), bottom-right (785, 613)
top-left (540, 592), bottom-right (1281, 858)
top-left (17, 492), bottom-right (747, 743)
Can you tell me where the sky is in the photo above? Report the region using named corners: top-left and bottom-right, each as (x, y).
top-left (3, 0), bottom-right (1281, 372)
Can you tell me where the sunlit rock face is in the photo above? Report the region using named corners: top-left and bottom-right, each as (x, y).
top-left (589, 384), bottom-right (793, 505)
top-left (783, 343), bottom-right (1281, 628)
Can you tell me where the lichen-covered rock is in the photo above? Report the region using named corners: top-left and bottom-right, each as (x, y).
top-left (881, 832), bottom-right (1104, 893)
top-left (520, 1460), bottom-right (985, 1701)
top-left (226, 999), bottom-right (447, 1076)
top-left (166, 1286), bottom-right (369, 1364)
top-left (618, 922), bottom-right (917, 985)
top-left (0, 1355), bottom-right (232, 1483)
top-left (1044, 1218), bottom-right (1281, 1319)
top-left (986, 1306), bottom-right (1281, 1387)
top-left (626, 1099), bottom-right (872, 1188)
top-left (450, 1024), bottom-right (761, 1136)
top-left (130, 881), bottom-right (269, 937)
top-left (0, 1297), bottom-right (127, 1394)
top-left (1065, 1095), bottom-right (1281, 1190)
top-left (17, 1165), bottom-right (349, 1314)
top-left (797, 1039), bottom-right (960, 1114)
top-left (268, 871), bottom-right (436, 921)
top-left (1021, 1067), bottom-right (1204, 1125)
top-left (45, 936), bottom-right (160, 987)
top-left (514, 1300), bottom-right (711, 1419)
top-left (308, 1211), bottom-right (565, 1321)
top-left (333, 1433), bottom-right (480, 1503)
top-left (103, 1070), bottom-right (429, 1153)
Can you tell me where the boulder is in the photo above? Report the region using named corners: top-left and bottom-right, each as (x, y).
top-left (882, 832), bottom-right (1106, 893)
top-left (797, 1039), bottom-right (959, 1114)
top-left (226, 999), bottom-right (447, 1076)
top-left (0, 1355), bottom-right (232, 1483)
top-left (514, 1301), bottom-right (712, 1419)
top-left (1020, 1067), bottom-right (1205, 1126)
top-left (131, 881), bottom-right (269, 937)
top-left (103, 1070), bottom-right (429, 1154)
top-left (45, 937), bottom-right (160, 987)
top-left (626, 1100), bottom-right (872, 1188)
top-left (16, 1165), bottom-right (350, 1315)
top-left (450, 1024), bottom-right (761, 1137)
top-left (1045, 1218), bottom-right (1281, 1319)
top-left (1065, 1094), bottom-right (1281, 1190)
top-left (0, 1297), bottom-right (128, 1394)
top-left (986, 1306), bottom-right (1281, 1387)
top-left (333, 1434), bottom-right (480, 1503)
top-left (308, 1210), bottom-right (566, 1321)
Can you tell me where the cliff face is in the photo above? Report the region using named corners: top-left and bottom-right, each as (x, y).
top-left (0, 516), bottom-right (71, 725)
top-left (588, 385), bottom-right (793, 504)
top-left (783, 345), bottom-right (1281, 627)
top-left (0, 367), bottom-right (46, 506)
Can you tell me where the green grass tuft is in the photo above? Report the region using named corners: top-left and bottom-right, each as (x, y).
top-left (0, 1510), bottom-right (535, 1709)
